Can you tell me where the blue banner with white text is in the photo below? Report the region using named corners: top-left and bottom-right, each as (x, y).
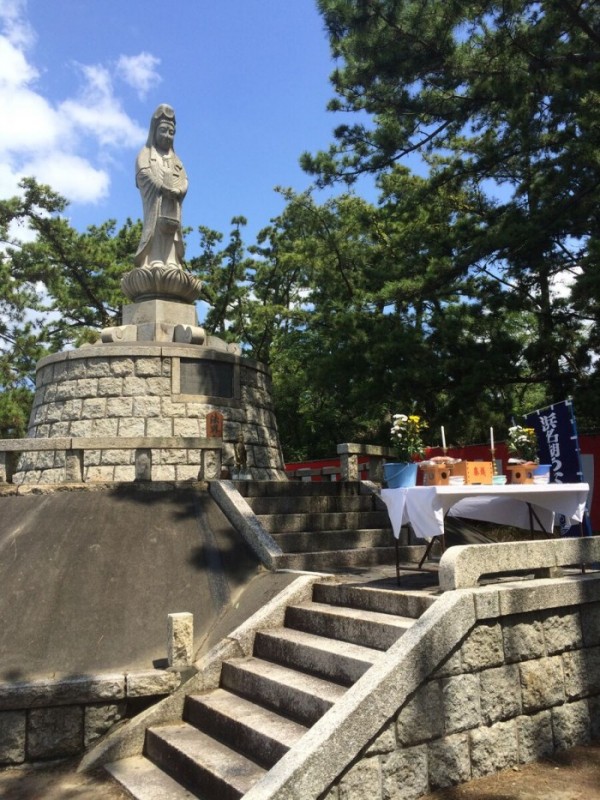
top-left (524, 400), bottom-right (591, 536)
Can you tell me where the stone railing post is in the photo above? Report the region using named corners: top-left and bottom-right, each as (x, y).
top-left (65, 449), bottom-right (83, 483)
top-left (368, 456), bottom-right (384, 483)
top-left (337, 443), bottom-right (395, 483)
top-left (337, 446), bottom-right (359, 482)
top-left (167, 612), bottom-right (194, 668)
top-left (134, 448), bottom-right (152, 481)
top-left (0, 451), bottom-right (16, 484)
top-left (199, 448), bottom-right (222, 480)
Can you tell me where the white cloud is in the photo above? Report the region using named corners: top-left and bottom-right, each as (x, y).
top-left (60, 63), bottom-right (146, 148)
top-left (0, 0), bottom-right (35, 49)
top-left (21, 152), bottom-right (110, 203)
top-left (117, 52), bottom-right (161, 100)
top-left (0, 3), bottom-right (154, 211)
top-left (0, 80), bottom-right (65, 157)
top-left (0, 31), bottom-right (36, 86)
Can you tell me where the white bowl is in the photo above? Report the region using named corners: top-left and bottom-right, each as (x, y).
top-left (533, 475), bottom-right (550, 484)
top-left (449, 476), bottom-right (465, 485)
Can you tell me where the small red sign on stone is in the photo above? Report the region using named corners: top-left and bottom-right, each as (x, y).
top-left (206, 411), bottom-right (224, 439)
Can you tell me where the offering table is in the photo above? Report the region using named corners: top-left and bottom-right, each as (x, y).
top-left (381, 483), bottom-right (590, 578)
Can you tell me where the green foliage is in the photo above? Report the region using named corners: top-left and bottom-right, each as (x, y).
top-left (195, 182), bottom-right (532, 459)
top-left (4, 1), bottom-right (600, 472)
top-left (297, 0), bottom-right (599, 436)
top-left (0, 178), bottom-right (139, 436)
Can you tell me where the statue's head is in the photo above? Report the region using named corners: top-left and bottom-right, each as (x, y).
top-left (146, 104), bottom-right (176, 150)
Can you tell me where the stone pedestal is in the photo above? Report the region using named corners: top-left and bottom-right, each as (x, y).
top-left (14, 341), bottom-right (285, 483)
top-left (13, 266), bottom-right (286, 483)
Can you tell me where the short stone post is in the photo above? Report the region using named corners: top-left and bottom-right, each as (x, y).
top-left (65, 450), bottom-right (83, 483)
top-left (134, 448), bottom-right (152, 481)
top-left (368, 456), bottom-right (384, 483)
top-left (0, 451), bottom-right (7, 483)
top-left (167, 612), bottom-right (194, 668)
top-left (199, 448), bottom-right (222, 480)
top-left (341, 453), bottom-right (359, 481)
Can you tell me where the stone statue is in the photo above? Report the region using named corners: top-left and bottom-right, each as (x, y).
top-left (134, 104), bottom-right (188, 270)
top-left (121, 103), bottom-right (201, 305)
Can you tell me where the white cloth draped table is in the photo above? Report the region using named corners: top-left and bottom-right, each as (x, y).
top-left (380, 484), bottom-right (590, 541)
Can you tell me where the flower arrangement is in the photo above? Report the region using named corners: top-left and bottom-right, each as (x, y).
top-left (507, 424), bottom-right (539, 463)
top-left (390, 414), bottom-right (427, 462)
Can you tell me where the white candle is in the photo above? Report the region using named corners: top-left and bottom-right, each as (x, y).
top-left (441, 426), bottom-right (447, 450)
top-left (490, 426), bottom-right (494, 451)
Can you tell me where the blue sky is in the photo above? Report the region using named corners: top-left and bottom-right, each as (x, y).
top-left (0, 0), bottom-right (362, 251)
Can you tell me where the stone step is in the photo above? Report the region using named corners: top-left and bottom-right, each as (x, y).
top-left (254, 627), bottom-right (380, 686)
top-left (237, 480), bottom-right (363, 498)
top-left (285, 601), bottom-right (414, 651)
top-left (246, 494), bottom-right (375, 515)
top-left (145, 722), bottom-right (266, 800)
top-left (106, 755), bottom-right (200, 800)
top-left (271, 528), bottom-right (392, 553)
top-left (312, 582), bottom-right (438, 619)
top-left (257, 510), bottom-right (390, 533)
top-left (184, 688), bottom-right (307, 768)
top-left (272, 545), bottom-right (401, 571)
top-left (220, 657), bottom-right (346, 727)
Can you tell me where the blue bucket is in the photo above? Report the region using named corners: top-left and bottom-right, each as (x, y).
top-left (533, 463), bottom-right (551, 483)
top-left (383, 462), bottom-right (418, 488)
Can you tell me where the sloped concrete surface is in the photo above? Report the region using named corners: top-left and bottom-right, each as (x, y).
top-left (0, 483), bottom-right (293, 681)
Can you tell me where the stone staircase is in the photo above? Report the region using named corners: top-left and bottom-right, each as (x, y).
top-left (106, 580), bottom-right (437, 799)
top-left (236, 480), bottom-right (405, 571)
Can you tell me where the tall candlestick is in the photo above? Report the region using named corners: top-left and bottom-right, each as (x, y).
top-left (490, 427), bottom-right (494, 451)
top-left (441, 426), bottom-right (447, 451)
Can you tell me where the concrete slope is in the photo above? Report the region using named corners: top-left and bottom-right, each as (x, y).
top-left (0, 483), bottom-right (292, 681)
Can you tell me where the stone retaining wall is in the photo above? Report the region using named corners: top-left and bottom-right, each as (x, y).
top-left (325, 584), bottom-right (600, 800)
top-left (0, 670), bottom-right (181, 766)
top-left (241, 576), bottom-right (600, 800)
top-left (16, 342), bottom-right (285, 482)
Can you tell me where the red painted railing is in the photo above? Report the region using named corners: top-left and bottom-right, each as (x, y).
top-left (285, 437), bottom-right (599, 531)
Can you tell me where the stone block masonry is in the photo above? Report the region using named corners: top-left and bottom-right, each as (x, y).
top-left (14, 342), bottom-right (286, 482)
top-left (243, 576), bottom-right (600, 800)
top-left (322, 589), bottom-right (600, 800)
top-left (0, 670), bottom-right (180, 765)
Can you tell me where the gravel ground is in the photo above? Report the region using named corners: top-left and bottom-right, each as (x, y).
top-left (0, 742), bottom-right (599, 799)
top-left (420, 741), bottom-right (600, 800)
top-left (0, 760), bottom-right (130, 799)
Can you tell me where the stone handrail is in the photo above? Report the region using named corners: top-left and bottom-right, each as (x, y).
top-left (336, 442), bottom-right (395, 482)
top-left (0, 436), bottom-right (223, 483)
top-left (439, 537), bottom-right (600, 591)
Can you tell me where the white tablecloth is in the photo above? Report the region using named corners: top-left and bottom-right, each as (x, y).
top-left (380, 484), bottom-right (590, 540)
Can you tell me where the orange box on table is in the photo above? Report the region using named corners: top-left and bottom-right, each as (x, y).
top-left (450, 461), bottom-right (493, 485)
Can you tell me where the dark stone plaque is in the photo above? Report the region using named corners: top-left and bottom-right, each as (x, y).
top-left (206, 411), bottom-right (224, 438)
top-left (180, 359), bottom-right (234, 398)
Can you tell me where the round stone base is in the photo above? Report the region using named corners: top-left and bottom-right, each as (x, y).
top-left (16, 342), bottom-right (286, 483)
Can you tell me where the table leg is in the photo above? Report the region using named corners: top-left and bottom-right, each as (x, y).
top-left (527, 502), bottom-right (552, 535)
top-left (419, 538), bottom-right (436, 569)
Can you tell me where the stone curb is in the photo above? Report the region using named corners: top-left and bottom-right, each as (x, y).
top-left (0, 670), bottom-right (180, 711)
top-left (35, 342), bottom-right (265, 371)
top-left (0, 481), bottom-right (209, 497)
